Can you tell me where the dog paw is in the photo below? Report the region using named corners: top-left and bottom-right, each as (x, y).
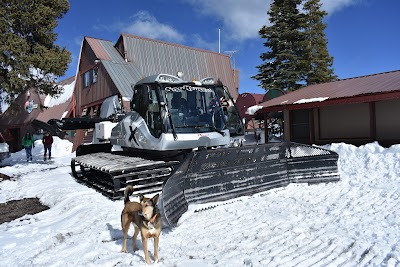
top-left (121, 249), bottom-right (127, 253)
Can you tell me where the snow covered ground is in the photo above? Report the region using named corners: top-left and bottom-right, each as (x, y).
top-left (0, 138), bottom-right (400, 267)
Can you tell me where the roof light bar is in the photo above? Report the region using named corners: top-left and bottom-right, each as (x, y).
top-left (200, 77), bottom-right (215, 85)
top-left (156, 74), bottom-right (184, 83)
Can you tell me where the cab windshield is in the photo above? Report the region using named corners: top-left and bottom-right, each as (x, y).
top-left (162, 84), bottom-right (225, 133)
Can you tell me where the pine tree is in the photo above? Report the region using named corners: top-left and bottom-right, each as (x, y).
top-left (253, 0), bottom-right (337, 91)
top-left (0, 0), bottom-right (71, 110)
top-left (303, 0), bottom-right (337, 85)
top-left (252, 0), bottom-right (306, 92)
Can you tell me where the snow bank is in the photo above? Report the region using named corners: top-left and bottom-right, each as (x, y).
top-left (0, 140), bottom-right (399, 266)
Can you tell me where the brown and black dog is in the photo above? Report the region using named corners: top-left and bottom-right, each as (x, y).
top-left (121, 185), bottom-right (162, 264)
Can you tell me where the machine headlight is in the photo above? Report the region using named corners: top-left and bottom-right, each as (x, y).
top-left (135, 131), bottom-right (148, 144)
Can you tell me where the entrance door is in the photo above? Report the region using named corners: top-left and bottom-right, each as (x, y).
top-left (8, 128), bottom-right (20, 152)
top-left (290, 109), bottom-right (310, 144)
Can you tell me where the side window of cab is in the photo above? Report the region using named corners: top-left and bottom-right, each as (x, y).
top-left (131, 85), bottom-right (161, 138)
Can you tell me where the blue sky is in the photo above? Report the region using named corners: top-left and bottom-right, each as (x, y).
top-left (56, 0), bottom-right (400, 94)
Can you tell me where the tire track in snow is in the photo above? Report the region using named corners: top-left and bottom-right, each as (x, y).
top-left (168, 178), bottom-right (400, 266)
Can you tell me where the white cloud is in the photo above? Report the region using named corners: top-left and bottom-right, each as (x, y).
top-left (121, 11), bottom-right (185, 43)
top-left (186, 0), bottom-right (271, 42)
top-left (185, 0), bottom-right (363, 42)
top-left (321, 0), bottom-right (361, 14)
top-left (191, 34), bottom-right (219, 52)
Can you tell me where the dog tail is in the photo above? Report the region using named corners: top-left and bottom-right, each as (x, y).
top-left (124, 185), bottom-right (134, 204)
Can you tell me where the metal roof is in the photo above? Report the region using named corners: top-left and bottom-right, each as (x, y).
top-left (85, 37), bottom-right (125, 63)
top-left (258, 70), bottom-right (400, 112)
top-left (85, 35), bottom-right (238, 100)
top-left (120, 33), bottom-right (238, 99)
top-left (85, 37), bottom-right (141, 99)
top-left (101, 61), bottom-right (142, 99)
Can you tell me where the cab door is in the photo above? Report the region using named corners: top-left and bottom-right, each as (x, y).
top-left (218, 87), bottom-right (244, 136)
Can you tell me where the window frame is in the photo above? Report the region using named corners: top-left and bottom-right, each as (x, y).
top-left (82, 68), bottom-right (98, 88)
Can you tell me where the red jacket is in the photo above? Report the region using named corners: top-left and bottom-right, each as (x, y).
top-left (42, 135), bottom-right (53, 146)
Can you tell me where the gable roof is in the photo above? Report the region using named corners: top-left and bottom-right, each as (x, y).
top-left (0, 76), bottom-right (75, 128)
top-left (257, 70), bottom-right (400, 112)
top-left (85, 37), bottom-right (124, 62)
top-left (84, 36), bottom-right (142, 99)
top-left (36, 76), bottom-right (75, 122)
top-left (84, 34), bottom-right (238, 100)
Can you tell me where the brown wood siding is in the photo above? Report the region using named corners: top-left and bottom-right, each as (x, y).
top-left (83, 66), bottom-right (118, 105)
top-left (375, 99), bottom-right (400, 140)
top-left (0, 90), bottom-right (44, 127)
top-left (0, 89), bottom-right (45, 151)
top-left (80, 41), bottom-right (97, 73)
top-left (285, 99), bottom-right (400, 147)
top-left (75, 43), bottom-right (120, 116)
top-left (75, 41), bottom-right (97, 115)
top-left (275, 71), bottom-right (400, 147)
top-left (319, 103), bottom-right (370, 140)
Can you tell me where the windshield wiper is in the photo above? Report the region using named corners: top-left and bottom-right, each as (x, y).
top-left (163, 103), bottom-right (178, 140)
top-left (175, 125), bottom-right (207, 128)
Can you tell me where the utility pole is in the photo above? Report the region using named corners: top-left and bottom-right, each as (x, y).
top-left (218, 29), bottom-right (221, 53)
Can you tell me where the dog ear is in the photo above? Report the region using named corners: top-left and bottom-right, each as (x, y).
top-left (151, 194), bottom-right (159, 205)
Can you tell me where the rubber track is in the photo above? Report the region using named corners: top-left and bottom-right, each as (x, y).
top-left (71, 152), bottom-right (179, 199)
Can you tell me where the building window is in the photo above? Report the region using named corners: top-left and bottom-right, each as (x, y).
top-left (83, 71), bottom-right (91, 87)
top-left (82, 68), bottom-right (98, 88)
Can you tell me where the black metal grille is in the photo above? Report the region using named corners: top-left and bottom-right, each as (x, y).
top-left (162, 141), bottom-right (340, 227)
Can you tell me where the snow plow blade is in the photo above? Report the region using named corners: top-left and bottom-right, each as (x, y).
top-left (162, 142), bottom-right (340, 227)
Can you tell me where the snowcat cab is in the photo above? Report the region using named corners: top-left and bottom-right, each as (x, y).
top-left (110, 74), bottom-right (244, 156)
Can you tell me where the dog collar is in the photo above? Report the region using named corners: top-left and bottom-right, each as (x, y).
top-left (149, 214), bottom-right (157, 224)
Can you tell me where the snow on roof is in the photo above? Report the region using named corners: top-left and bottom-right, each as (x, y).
top-left (259, 70), bottom-right (400, 111)
top-left (246, 105), bottom-right (263, 115)
top-left (43, 80), bottom-right (75, 108)
top-left (293, 97), bottom-right (329, 104)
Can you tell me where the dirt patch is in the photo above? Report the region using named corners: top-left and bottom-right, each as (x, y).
top-left (0, 198), bottom-right (49, 224)
top-left (0, 173), bottom-right (11, 181)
